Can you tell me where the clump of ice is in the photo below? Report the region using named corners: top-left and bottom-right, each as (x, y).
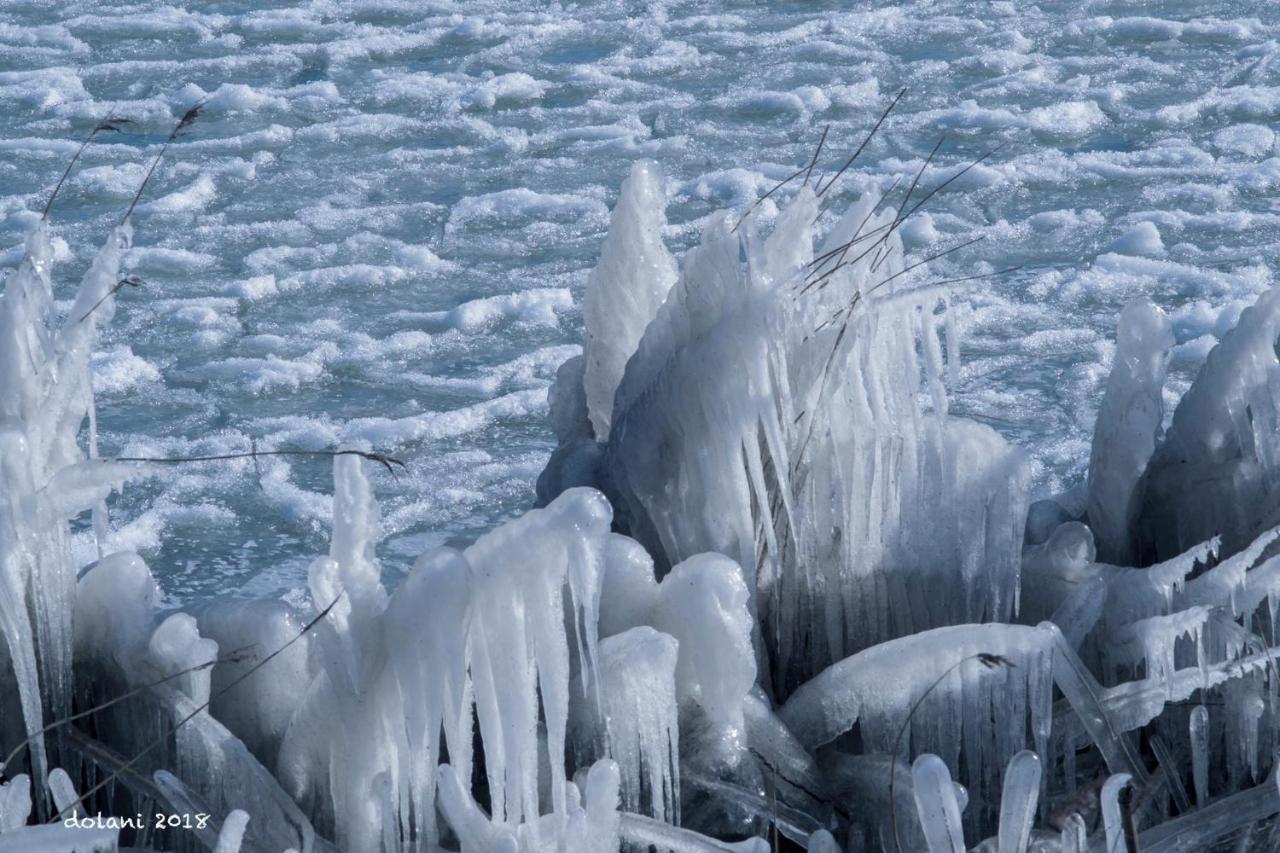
top-left (1138, 285), bottom-right (1280, 560)
top-left (548, 167), bottom-right (1032, 694)
top-left (1105, 222), bottom-right (1165, 257)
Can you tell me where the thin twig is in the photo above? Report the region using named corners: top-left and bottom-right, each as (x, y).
top-left (862, 236), bottom-right (986, 297)
top-left (870, 136), bottom-right (945, 273)
top-left (731, 166), bottom-right (808, 233)
top-left (110, 448), bottom-right (409, 479)
top-left (816, 87), bottom-right (907, 197)
top-left (2, 646), bottom-right (255, 776)
top-left (42, 112), bottom-right (133, 220)
top-left (72, 275), bottom-right (143, 326)
top-left (122, 100), bottom-right (205, 224)
top-left (802, 125), bottom-right (830, 188)
top-left (888, 653), bottom-right (1014, 853)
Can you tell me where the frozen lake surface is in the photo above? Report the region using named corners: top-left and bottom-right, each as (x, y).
top-left (2, 0), bottom-right (1277, 602)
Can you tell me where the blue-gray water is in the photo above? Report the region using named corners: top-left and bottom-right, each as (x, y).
top-left (2, 0), bottom-right (1276, 602)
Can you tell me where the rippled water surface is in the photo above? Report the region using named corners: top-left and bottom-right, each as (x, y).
top-left (3, 0), bottom-right (1278, 601)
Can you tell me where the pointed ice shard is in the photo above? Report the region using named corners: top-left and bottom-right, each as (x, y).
top-left (582, 160), bottom-right (677, 441)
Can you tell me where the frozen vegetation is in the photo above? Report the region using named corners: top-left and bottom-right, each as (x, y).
top-left (8, 3), bottom-right (1280, 851)
top-left (10, 90), bottom-right (1280, 851)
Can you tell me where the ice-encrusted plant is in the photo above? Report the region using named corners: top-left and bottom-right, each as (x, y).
top-left (7, 92), bottom-right (1280, 853)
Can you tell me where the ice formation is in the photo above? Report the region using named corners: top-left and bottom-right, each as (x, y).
top-left (581, 160), bottom-right (678, 441)
top-left (1086, 300), bottom-right (1173, 565)
top-left (1138, 285), bottom-right (1280, 562)
top-left (13, 130), bottom-right (1280, 853)
top-left (545, 171), bottom-right (1032, 694)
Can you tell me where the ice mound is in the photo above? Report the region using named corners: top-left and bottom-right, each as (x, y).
top-left (544, 163), bottom-right (1032, 693)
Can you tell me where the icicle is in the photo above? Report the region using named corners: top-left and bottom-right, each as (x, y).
top-left (1100, 774), bottom-right (1132, 853)
top-left (996, 751), bottom-right (1040, 853)
top-left (598, 626), bottom-right (680, 823)
top-left (0, 774), bottom-right (31, 831)
top-left (46, 768), bottom-right (78, 820)
top-left (557, 179), bottom-right (1032, 694)
top-left (1190, 705), bottom-right (1210, 807)
top-left (213, 810), bottom-right (249, 853)
top-left (1058, 814), bottom-right (1086, 853)
top-left (1139, 285), bottom-right (1280, 561)
top-left (806, 829), bottom-right (840, 852)
top-left (912, 754), bottom-right (966, 853)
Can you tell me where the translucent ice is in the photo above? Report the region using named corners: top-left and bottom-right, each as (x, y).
top-left (582, 160), bottom-right (678, 441)
top-left (1087, 301), bottom-right (1172, 565)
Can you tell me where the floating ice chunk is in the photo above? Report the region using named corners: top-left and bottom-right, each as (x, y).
top-left (89, 346), bottom-right (161, 395)
top-left (1105, 222), bottom-right (1165, 257)
top-left (1087, 300), bottom-right (1173, 564)
top-left (1212, 124), bottom-right (1276, 158)
top-left (1027, 100), bottom-right (1107, 137)
top-left (582, 160), bottom-right (677, 440)
top-left (142, 174), bottom-right (217, 215)
top-left (460, 72), bottom-right (547, 110)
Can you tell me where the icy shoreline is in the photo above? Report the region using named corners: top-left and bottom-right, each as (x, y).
top-left (7, 130), bottom-right (1280, 852)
